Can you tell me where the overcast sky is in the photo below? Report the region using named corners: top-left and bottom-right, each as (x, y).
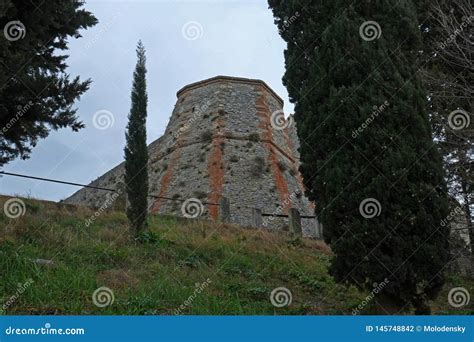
top-left (1, 0), bottom-right (293, 201)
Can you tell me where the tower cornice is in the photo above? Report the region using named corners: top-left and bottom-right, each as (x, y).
top-left (176, 75), bottom-right (284, 107)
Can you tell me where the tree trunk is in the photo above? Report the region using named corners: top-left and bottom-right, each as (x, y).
top-left (460, 179), bottom-right (473, 252)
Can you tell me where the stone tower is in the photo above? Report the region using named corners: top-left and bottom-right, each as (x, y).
top-left (65, 76), bottom-right (320, 237)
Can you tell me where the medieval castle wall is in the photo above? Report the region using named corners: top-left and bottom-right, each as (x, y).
top-left (65, 76), bottom-right (320, 237)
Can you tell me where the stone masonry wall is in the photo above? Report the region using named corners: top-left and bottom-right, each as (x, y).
top-left (65, 76), bottom-right (319, 237)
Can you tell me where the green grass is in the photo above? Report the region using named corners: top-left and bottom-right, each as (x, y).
top-left (0, 196), bottom-right (472, 315)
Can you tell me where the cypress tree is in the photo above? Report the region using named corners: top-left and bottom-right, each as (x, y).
top-left (124, 41), bottom-right (149, 235)
top-left (269, 0), bottom-right (450, 313)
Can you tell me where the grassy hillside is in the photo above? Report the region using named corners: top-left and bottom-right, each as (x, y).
top-left (0, 196), bottom-right (472, 315)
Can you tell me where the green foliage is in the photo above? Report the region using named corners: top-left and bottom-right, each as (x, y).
top-left (1, 196), bottom-right (470, 315)
top-left (124, 41), bottom-right (149, 235)
top-left (135, 230), bottom-right (160, 245)
top-left (250, 156), bottom-right (266, 177)
top-left (25, 200), bottom-right (41, 214)
top-left (248, 133), bottom-right (259, 142)
top-left (269, 0), bottom-right (450, 312)
top-left (201, 130), bottom-right (213, 142)
top-left (0, 0), bottom-right (97, 166)
top-left (193, 191), bottom-right (207, 200)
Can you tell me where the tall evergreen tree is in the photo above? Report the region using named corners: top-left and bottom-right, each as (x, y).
top-left (124, 41), bottom-right (149, 235)
top-left (269, 0), bottom-right (450, 313)
top-left (0, 0), bottom-right (97, 166)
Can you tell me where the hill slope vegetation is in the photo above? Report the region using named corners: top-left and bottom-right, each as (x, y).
top-left (0, 196), bottom-right (471, 315)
